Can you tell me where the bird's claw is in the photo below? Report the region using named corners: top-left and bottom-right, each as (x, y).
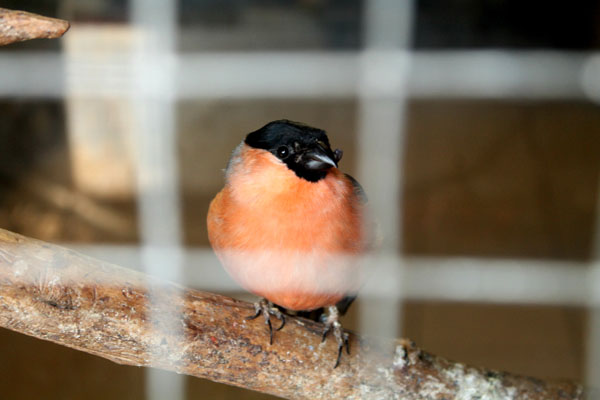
top-left (321, 306), bottom-right (350, 368)
top-left (246, 298), bottom-right (285, 345)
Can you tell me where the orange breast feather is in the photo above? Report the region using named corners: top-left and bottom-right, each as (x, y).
top-left (207, 145), bottom-right (364, 311)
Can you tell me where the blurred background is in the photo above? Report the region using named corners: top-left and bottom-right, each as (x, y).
top-left (1, 0), bottom-right (600, 399)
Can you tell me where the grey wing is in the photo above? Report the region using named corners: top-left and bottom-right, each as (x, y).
top-left (335, 174), bottom-right (367, 316)
top-left (335, 295), bottom-right (356, 316)
top-left (346, 172), bottom-right (381, 249)
top-left (344, 173), bottom-right (368, 204)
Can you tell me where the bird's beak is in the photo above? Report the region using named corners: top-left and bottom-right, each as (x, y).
top-left (303, 146), bottom-right (337, 170)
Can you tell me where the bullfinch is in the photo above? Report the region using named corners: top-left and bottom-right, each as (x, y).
top-left (207, 119), bottom-right (368, 367)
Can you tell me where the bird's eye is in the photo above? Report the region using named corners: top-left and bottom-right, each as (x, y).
top-left (276, 146), bottom-right (290, 159)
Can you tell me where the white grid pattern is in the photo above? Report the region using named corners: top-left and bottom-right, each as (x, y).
top-left (63, 245), bottom-right (599, 306)
top-left (131, 0), bottom-right (184, 398)
top-left (1, 0), bottom-right (599, 395)
top-left (355, 0), bottom-right (413, 341)
top-left (1, 51), bottom-right (598, 99)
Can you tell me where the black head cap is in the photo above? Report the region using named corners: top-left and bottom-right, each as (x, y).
top-left (245, 120), bottom-right (343, 182)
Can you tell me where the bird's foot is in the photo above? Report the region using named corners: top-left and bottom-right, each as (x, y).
top-left (321, 305), bottom-right (350, 368)
top-left (246, 298), bottom-right (286, 345)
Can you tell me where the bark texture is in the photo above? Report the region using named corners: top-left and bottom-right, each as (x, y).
top-left (0, 8), bottom-right (69, 46)
top-left (0, 228), bottom-right (584, 399)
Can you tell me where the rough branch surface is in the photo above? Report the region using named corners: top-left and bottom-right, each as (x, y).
top-left (0, 228), bottom-right (583, 399)
top-left (0, 8), bottom-right (69, 46)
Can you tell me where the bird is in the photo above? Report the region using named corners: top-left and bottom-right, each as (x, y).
top-left (207, 119), bottom-right (368, 367)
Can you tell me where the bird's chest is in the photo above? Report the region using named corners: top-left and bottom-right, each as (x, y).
top-left (212, 185), bottom-right (359, 310)
top-left (207, 163), bottom-right (362, 310)
top-left (227, 180), bottom-right (346, 252)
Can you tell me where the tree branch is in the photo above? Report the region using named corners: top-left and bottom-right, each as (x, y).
top-left (0, 8), bottom-right (69, 46)
top-left (0, 228), bottom-right (583, 399)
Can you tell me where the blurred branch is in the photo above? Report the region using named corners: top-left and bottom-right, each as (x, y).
top-left (0, 8), bottom-right (69, 46)
top-left (21, 174), bottom-right (136, 238)
top-left (0, 228), bottom-right (584, 399)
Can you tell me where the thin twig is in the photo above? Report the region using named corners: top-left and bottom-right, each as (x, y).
top-left (0, 228), bottom-right (584, 399)
top-left (0, 8), bottom-right (69, 46)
